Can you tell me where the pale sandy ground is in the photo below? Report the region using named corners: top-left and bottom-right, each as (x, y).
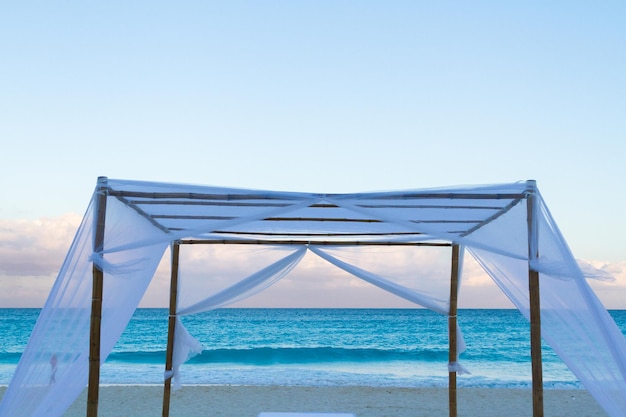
top-left (0, 385), bottom-right (609, 417)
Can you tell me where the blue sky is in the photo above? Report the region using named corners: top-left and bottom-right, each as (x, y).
top-left (0, 1), bottom-right (624, 308)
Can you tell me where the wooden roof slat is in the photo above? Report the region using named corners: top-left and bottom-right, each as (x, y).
top-left (356, 204), bottom-right (504, 210)
top-left (179, 239), bottom-right (452, 247)
top-left (411, 220), bottom-right (481, 224)
top-left (347, 192), bottom-right (526, 200)
top-left (308, 203), bottom-right (340, 208)
top-left (461, 198), bottom-right (524, 237)
top-left (132, 200), bottom-right (291, 208)
top-left (154, 216), bottom-right (482, 225)
top-left (207, 231), bottom-right (425, 237)
top-left (130, 200), bottom-right (507, 210)
top-left (108, 189), bottom-right (525, 201)
top-left (110, 192), bottom-right (172, 234)
top-left (108, 190), bottom-right (296, 201)
top-left (263, 217), bottom-right (382, 223)
top-left (167, 228), bottom-right (467, 235)
top-left (151, 215), bottom-right (237, 220)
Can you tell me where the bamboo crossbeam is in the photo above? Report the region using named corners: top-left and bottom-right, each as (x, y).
top-left (108, 190), bottom-right (294, 201)
top-left (180, 239), bottom-right (452, 247)
top-left (168, 228), bottom-right (469, 235)
top-left (461, 198), bottom-right (524, 237)
top-left (133, 200), bottom-right (506, 211)
top-left (134, 200), bottom-right (291, 207)
top-left (266, 218), bottom-right (480, 224)
top-left (269, 218), bottom-right (479, 224)
top-left (111, 194), bottom-right (172, 234)
top-left (162, 242), bottom-right (180, 417)
top-left (207, 231), bottom-right (426, 237)
top-left (346, 192), bottom-right (527, 200)
top-left (152, 214), bottom-right (237, 220)
top-left (357, 203), bottom-right (504, 210)
top-left (87, 177), bottom-right (108, 417)
top-left (107, 189), bottom-right (526, 201)
top-left (448, 244), bottom-right (460, 417)
top-left (152, 216), bottom-right (386, 223)
top-left (166, 227), bottom-right (439, 234)
top-left (182, 229), bottom-right (467, 236)
top-left (247, 217), bottom-right (381, 223)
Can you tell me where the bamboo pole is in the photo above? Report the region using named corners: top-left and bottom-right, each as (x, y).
top-left (162, 242), bottom-right (180, 417)
top-left (87, 177), bottom-right (108, 417)
top-left (526, 180), bottom-right (544, 417)
top-left (448, 244), bottom-right (460, 417)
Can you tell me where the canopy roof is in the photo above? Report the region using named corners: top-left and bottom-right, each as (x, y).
top-left (1, 178), bottom-right (625, 417)
top-left (105, 178), bottom-right (530, 245)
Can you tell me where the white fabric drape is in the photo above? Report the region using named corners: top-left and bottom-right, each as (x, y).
top-left (168, 246), bottom-right (307, 388)
top-left (177, 246), bottom-right (307, 316)
top-left (2, 179), bottom-right (625, 417)
top-left (0, 192), bottom-right (169, 417)
top-left (466, 192), bottom-right (626, 416)
top-left (309, 245), bottom-right (448, 313)
top-left (166, 244), bottom-right (470, 387)
top-left (309, 245), bottom-right (468, 371)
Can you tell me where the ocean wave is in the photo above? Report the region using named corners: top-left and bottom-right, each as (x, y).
top-left (105, 347), bottom-right (448, 365)
top-left (96, 364), bottom-right (582, 389)
top-left (0, 352), bottom-right (24, 364)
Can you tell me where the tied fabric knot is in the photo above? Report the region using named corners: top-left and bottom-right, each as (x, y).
top-left (448, 361), bottom-right (471, 375)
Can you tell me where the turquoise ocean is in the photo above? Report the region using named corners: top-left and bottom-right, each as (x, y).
top-left (1, 309), bottom-right (625, 389)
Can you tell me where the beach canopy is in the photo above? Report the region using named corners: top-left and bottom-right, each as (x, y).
top-left (1, 178), bottom-right (625, 417)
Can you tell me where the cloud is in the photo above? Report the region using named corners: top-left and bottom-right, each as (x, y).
top-left (0, 273), bottom-right (58, 308)
top-left (585, 260), bottom-right (626, 310)
top-left (0, 214), bottom-right (82, 276)
top-left (1, 215), bottom-right (625, 310)
top-left (457, 255), bottom-right (515, 309)
top-left (0, 214), bottom-right (82, 307)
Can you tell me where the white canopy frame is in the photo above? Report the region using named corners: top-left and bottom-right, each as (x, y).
top-left (1, 177), bottom-right (625, 417)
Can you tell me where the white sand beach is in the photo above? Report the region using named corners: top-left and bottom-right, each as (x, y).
top-left (1, 385), bottom-right (608, 417)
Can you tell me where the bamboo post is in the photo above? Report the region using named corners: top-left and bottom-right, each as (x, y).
top-left (448, 244), bottom-right (460, 417)
top-left (526, 180), bottom-right (544, 417)
top-left (87, 177), bottom-right (108, 417)
top-left (163, 242), bottom-right (181, 417)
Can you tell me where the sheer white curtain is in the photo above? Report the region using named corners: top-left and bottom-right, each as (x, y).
top-left (308, 245), bottom-right (449, 313)
top-left (308, 245), bottom-right (468, 372)
top-left (466, 192), bottom-right (626, 417)
top-left (0, 191), bottom-right (169, 417)
top-left (168, 245), bottom-right (307, 388)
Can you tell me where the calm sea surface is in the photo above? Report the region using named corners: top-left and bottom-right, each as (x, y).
top-left (1, 308), bottom-right (625, 388)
